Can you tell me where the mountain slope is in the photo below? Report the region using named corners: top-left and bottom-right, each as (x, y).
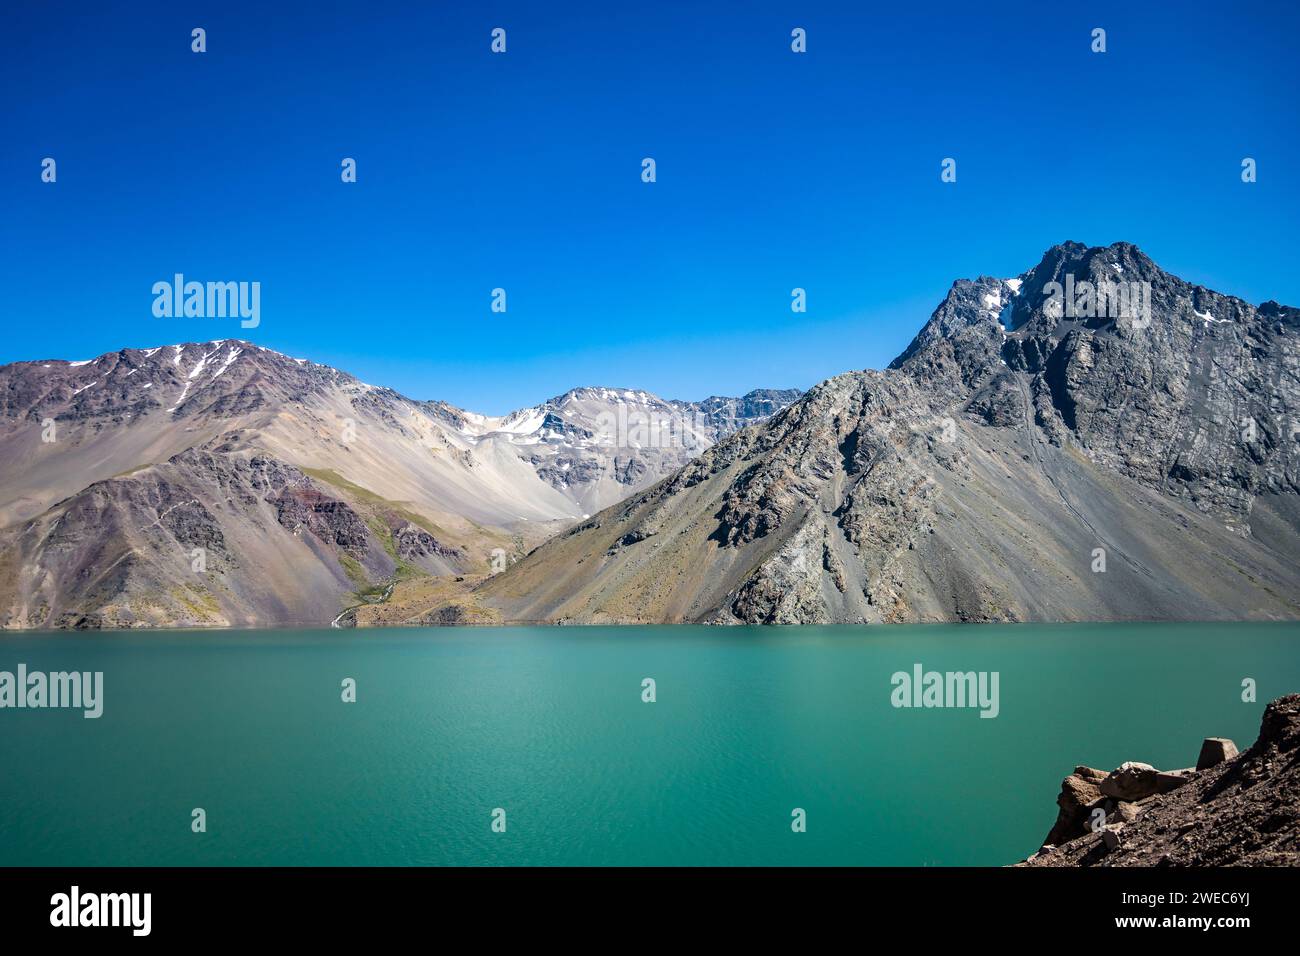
top-left (0, 342), bottom-right (793, 628)
top-left (476, 242), bottom-right (1300, 624)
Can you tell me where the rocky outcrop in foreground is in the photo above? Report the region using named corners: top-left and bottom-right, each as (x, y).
top-left (1020, 695), bottom-right (1300, 866)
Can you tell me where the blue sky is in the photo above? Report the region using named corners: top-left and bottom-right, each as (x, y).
top-left (2, 1), bottom-right (1296, 413)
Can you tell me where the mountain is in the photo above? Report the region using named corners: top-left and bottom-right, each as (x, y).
top-left (0, 343), bottom-right (794, 628)
top-left (474, 242), bottom-right (1300, 624)
top-left (438, 385), bottom-right (801, 516)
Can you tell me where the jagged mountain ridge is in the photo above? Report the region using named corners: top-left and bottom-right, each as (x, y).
top-left (439, 384), bottom-right (801, 516)
top-left (0, 342), bottom-right (795, 627)
top-left (476, 242), bottom-right (1300, 625)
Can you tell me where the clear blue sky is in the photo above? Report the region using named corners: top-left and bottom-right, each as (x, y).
top-left (2, 1), bottom-right (1296, 413)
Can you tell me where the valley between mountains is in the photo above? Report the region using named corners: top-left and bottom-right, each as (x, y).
top-left (2, 241), bottom-right (1297, 628)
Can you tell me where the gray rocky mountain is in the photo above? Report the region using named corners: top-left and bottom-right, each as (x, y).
top-left (672, 389), bottom-right (804, 442)
top-left (477, 242), bottom-right (1300, 624)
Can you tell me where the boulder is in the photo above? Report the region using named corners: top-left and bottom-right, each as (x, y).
top-left (1114, 800), bottom-right (1142, 823)
top-left (1100, 761), bottom-right (1160, 801)
top-left (1101, 824), bottom-right (1124, 851)
top-left (1154, 769), bottom-right (1194, 793)
top-left (1083, 796), bottom-right (1142, 829)
top-left (1196, 737), bottom-right (1239, 771)
top-left (1043, 766), bottom-right (1107, 846)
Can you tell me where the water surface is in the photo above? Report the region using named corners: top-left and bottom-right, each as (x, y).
top-left (1, 623), bottom-right (1295, 866)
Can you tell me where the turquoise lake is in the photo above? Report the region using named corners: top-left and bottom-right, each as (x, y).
top-left (1, 623), bottom-right (1297, 866)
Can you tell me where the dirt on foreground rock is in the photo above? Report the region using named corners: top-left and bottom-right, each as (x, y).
top-left (1020, 694), bottom-right (1300, 866)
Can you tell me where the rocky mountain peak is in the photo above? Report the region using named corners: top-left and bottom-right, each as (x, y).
top-left (886, 242), bottom-right (1298, 516)
top-left (475, 244), bottom-right (1300, 627)
top-left (0, 338), bottom-right (377, 430)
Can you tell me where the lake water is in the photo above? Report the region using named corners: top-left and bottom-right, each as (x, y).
top-left (1, 623), bottom-right (1296, 866)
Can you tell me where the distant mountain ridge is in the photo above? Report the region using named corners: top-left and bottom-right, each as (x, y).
top-left (0, 342), bottom-right (795, 628)
top-left (475, 242), bottom-right (1300, 625)
top-left (435, 384), bottom-right (802, 516)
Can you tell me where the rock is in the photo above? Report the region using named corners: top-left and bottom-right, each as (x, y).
top-left (393, 523), bottom-right (464, 563)
top-left (1083, 796), bottom-right (1141, 829)
top-left (1196, 737), bottom-right (1239, 770)
top-left (1018, 695), bottom-right (1300, 867)
top-left (1101, 824), bottom-right (1124, 851)
top-left (1044, 767), bottom-right (1107, 845)
top-left (1114, 801), bottom-right (1142, 823)
top-left (1100, 761), bottom-right (1160, 801)
top-left (1154, 769), bottom-right (1194, 793)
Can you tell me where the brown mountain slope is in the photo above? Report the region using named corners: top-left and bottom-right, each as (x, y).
top-left (0, 342), bottom-right (551, 627)
top-left (0, 339), bottom-right (793, 628)
top-left (0, 440), bottom-right (480, 629)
